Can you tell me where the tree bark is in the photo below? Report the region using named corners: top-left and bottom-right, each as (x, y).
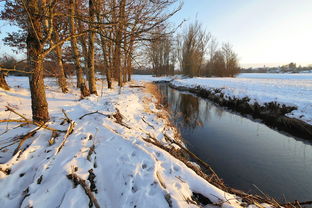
top-left (87, 0), bottom-right (98, 95)
top-left (100, 36), bottom-right (112, 89)
top-left (114, 0), bottom-right (126, 87)
top-left (69, 0), bottom-right (90, 97)
top-left (53, 31), bottom-right (68, 93)
top-left (77, 20), bottom-right (89, 76)
top-left (96, 3), bottom-right (112, 89)
top-left (27, 0), bottom-right (50, 122)
top-left (127, 35), bottom-right (135, 82)
top-left (0, 71), bottom-right (10, 90)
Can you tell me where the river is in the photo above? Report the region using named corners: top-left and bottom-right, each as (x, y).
top-left (157, 83), bottom-right (312, 202)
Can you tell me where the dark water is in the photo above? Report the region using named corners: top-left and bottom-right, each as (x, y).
top-left (157, 83), bottom-right (312, 202)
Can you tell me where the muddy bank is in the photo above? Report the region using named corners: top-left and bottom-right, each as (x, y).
top-left (163, 81), bottom-right (312, 140)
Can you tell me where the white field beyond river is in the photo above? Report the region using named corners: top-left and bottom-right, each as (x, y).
top-left (162, 73), bottom-right (312, 126)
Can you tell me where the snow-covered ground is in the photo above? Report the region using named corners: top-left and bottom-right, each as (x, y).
top-left (170, 74), bottom-right (312, 125)
top-left (237, 73), bottom-right (312, 80)
top-left (132, 75), bottom-right (174, 82)
top-left (0, 76), bottom-right (248, 208)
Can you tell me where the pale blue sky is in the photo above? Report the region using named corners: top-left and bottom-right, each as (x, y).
top-left (173, 0), bottom-right (312, 67)
top-left (1, 0), bottom-right (312, 67)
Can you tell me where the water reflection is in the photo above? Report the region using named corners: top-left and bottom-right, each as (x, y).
top-left (157, 83), bottom-right (312, 202)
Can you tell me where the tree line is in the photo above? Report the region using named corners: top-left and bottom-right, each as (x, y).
top-left (0, 0), bottom-right (181, 122)
top-left (147, 21), bottom-right (240, 77)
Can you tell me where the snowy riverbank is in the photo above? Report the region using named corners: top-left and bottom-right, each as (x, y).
top-left (169, 76), bottom-right (312, 139)
top-left (170, 76), bottom-right (312, 126)
top-left (0, 76), bottom-right (259, 208)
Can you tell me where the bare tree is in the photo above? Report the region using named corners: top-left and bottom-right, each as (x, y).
top-left (147, 29), bottom-right (175, 76)
top-left (180, 21), bottom-right (210, 77)
top-left (222, 42), bottom-right (240, 77)
top-left (87, 0), bottom-right (98, 94)
top-left (69, 0), bottom-right (90, 96)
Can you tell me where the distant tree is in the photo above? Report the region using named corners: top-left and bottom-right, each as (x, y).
top-left (180, 21), bottom-right (210, 77)
top-left (288, 62), bottom-right (296, 69)
top-left (204, 42), bottom-right (239, 77)
top-left (222, 43), bottom-right (240, 77)
top-left (210, 50), bottom-right (226, 77)
top-left (204, 37), bottom-right (218, 76)
top-left (146, 29), bottom-right (176, 77)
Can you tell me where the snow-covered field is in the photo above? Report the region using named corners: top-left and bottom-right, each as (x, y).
top-left (237, 73), bottom-right (312, 80)
top-left (170, 74), bottom-right (312, 125)
top-left (0, 76), bottom-right (248, 208)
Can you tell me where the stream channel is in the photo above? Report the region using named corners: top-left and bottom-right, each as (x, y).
top-left (157, 83), bottom-right (312, 202)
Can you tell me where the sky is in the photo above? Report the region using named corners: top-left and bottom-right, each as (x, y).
top-left (171, 0), bottom-right (312, 67)
top-left (0, 0), bottom-right (312, 67)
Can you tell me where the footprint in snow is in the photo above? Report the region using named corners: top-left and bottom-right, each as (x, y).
top-left (173, 166), bottom-right (180, 172)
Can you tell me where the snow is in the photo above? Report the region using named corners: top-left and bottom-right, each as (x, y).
top-left (132, 75), bottom-right (173, 82)
top-left (170, 74), bottom-right (312, 125)
top-left (237, 73), bottom-right (312, 80)
top-left (0, 76), bottom-right (246, 208)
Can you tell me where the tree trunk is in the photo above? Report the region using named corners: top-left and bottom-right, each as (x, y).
top-left (100, 38), bottom-right (112, 89)
top-left (114, 0), bottom-right (126, 87)
top-left (96, 6), bottom-right (112, 89)
top-left (87, 0), bottom-right (98, 95)
top-left (27, 0), bottom-right (49, 122)
top-left (77, 20), bottom-right (89, 76)
top-left (69, 0), bottom-right (90, 97)
top-left (127, 35), bottom-right (135, 82)
top-left (0, 71), bottom-right (10, 90)
top-left (53, 32), bottom-right (68, 93)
